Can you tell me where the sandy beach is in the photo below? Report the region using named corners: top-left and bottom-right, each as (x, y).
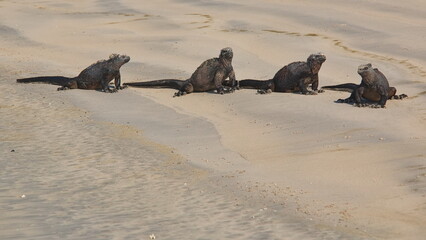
top-left (1, 0), bottom-right (425, 239)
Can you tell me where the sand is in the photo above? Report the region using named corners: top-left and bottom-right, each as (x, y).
top-left (1, 0), bottom-right (425, 239)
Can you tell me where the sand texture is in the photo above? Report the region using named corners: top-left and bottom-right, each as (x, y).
top-left (1, 0), bottom-right (425, 239)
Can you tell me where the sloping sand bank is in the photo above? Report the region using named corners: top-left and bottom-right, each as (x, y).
top-left (1, 0), bottom-right (425, 239)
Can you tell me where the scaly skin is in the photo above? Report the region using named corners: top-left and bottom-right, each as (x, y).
top-left (124, 47), bottom-right (237, 97)
top-left (17, 54), bottom-right (130, 92)
top-left (322, 63), bottom-right (407, 108)
top-left (239, 53), bottom-right (326, 95)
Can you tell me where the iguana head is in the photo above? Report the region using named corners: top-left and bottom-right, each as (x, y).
top-left (109, 54), bottom-right (131, 66)
top-left (220, 47), bottom-right (233, 60)
top-left (357, 63), bottom-right (373, 75)
top-left (307, 53), bottom-right (326, 74)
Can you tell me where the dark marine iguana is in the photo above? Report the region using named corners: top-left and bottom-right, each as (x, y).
top-left (124, 47), bottom-right (237, 97)
top-left (238, 53), bottom-right (326, 95)
top-left (322, 63), bottom-right (407, 108)
top-left (17, 54), bottom-right (130, 92)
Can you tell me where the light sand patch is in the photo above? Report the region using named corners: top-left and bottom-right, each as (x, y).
top-left (1, 0), bottom-right (425, 239)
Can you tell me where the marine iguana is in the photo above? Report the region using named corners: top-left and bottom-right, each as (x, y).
top-left (124, 47), bottom-right (237, 97)
top-left (238, 53), bottom-right (326, 95)
top-left (322, 63), bottom-right (407, 108)
top-left (17, 54), bottom-right (130, 92)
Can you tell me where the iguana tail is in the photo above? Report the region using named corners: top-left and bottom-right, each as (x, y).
top-left (238, 79), bottom-right (272, 89)
top-left (124, 79), bottom-right (186, 90)
top-left (17, 76), bottom-right (74, 86)
top-left (321, 83), bottom-right (359, 93)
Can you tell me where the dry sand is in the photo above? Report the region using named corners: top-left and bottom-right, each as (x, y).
top-left (1, 0), bottom-right (425, 239)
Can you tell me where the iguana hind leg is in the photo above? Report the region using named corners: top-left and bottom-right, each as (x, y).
top-left (174, 83), bottom-right (194, 97)
top-left (57, 80), bottom-right (78, 91)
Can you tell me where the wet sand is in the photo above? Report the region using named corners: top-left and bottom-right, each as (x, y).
top-left (1, 0), bottom-right (426, 239)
